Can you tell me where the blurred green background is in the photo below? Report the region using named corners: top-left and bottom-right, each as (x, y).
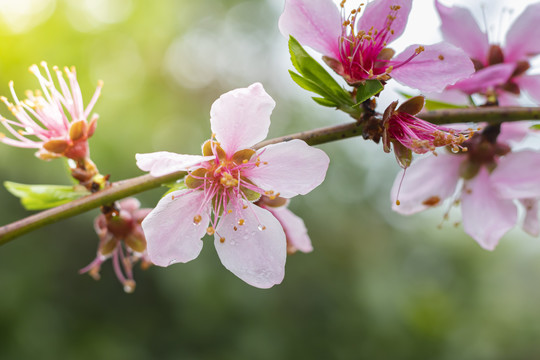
top-left (1, 0), bottom-right (540, 359)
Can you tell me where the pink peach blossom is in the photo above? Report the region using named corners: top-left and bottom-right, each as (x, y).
top-left (436, 0), bottom-right (540, 105)
top-left (391, 122), bottom-right (536, 250)
top-left (0, 62), bottom-right (103, 161)
top-left (136, 83), bottom-right (329, 288)
top-left (279, 0), bottom-right (474, 92)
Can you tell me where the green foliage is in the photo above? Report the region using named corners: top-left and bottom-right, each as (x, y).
top-left (355, 80), bottom-right (383, 104)
top-left (4, 181), bottom-right (90, 210)
top-left (288, 36), bottom-right (353, 108)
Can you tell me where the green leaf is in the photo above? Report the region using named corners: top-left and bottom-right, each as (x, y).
top-left (355, 80), bottom-right (384, 104)
top-left (399, 91), bottom-right (466, 110)
top-left (288, 36), bottom-right (353, 107)
top-left (4, 181), bottom-right (90, 210)
top-left (312, 97), bottom-right (338, 107)
top-left (530, 124), bottom-right (540, 130)
top-left (162, 179), bottom-right (187, 197)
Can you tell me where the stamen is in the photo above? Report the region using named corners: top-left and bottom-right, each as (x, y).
top-left (193, 214), bottom-right (202, 225)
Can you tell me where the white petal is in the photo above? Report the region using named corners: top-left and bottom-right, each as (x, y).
top-left (210, 83), bottom-right (275, 155)
top-left (391, 153), bottom-right (462, 215)
top-left (142, 189), bottom-right (210, 266)
top-left (136, 152), bottom-right (211, 177)
top-left (461, 168), bottom-right (517, 251)
top-left (245, 140), bottom-right (330, 198)
top-left (214, 203), bottom-right (286, 289)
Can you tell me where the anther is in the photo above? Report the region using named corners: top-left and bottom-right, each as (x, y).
top-left (219, 237), bottom-right (226, 243)
top-left (193, 214), bottom-right (202, 225)
top-left (238, 219), bottom-right (245, 226)
top-left (206, 226), bottom-right (215, 235)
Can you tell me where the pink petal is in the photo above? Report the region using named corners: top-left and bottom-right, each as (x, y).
top-left (278, 0), bottom-right (342, 59)
top-left (515, 74), bottom-right (540, 104)
top-left (245, 139), bottom-right (330, 198)
top-left (461, 168), bottom-right (517, 250)
top-left (356, 0), bottom-right (412, 43)
top-left (210, 83), bottom-right (276, 155)
top-left (423, 89), bottom-right (471, 106)
top-left (265, 205), bottom-right (313, 253)
top-left (435, 0), bottom-right (489, 62)
top-left (497, 91), bottom-right (521, 106)
top-left (520, 199), bottom-right (540, 237)
top-left (498, 121), bottom-right (530, 145)
top-left (447, 63), bottom-right (515, 94)
top-left (504, 3), bottom-right (540, 62)
top-left (391, 43), bottom-right (475, 93)
top-left (214, 203), bottom-right (286, 289)
top-left (136, 152), bottom-right (211, 177)
top-left (142, 189), bottom-right (210, 267)
top-left (391, 153), bottom-right (462, 215)
top-left (491, 151), bottom-right (540, 199)
top-left (118, 197), bottom-right (141, 212)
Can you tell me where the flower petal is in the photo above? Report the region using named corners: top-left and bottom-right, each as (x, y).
top-left (142, 189), bottom-right (209, 267)
top-left (461, 168), bottom-right (517, 250)
top-left (498, 121), bottom-right (530, 145)
top-left (435, 0), bottom-right (489, 62)
top-left (491, 150), bottom-right (540, 199)
top-left (504, 3), bottom-right (540, 62)
top-left (356, 0), bottom-right (412, 43)
top-left (520, 199), bottom-right (540, 237)
top-left (497, 91), bottom-right (521, 106)
top-left (447, 63), bottom-right (515, 94)
top-left (245, 139), bottom-right (330, 198)
top-left (214, 203), bottom-right (286, 288)
top-left (278, 0), bottom-right (342, 59)
top-left (210, 83), bottom-right (276, 155)
top-left (136, 152), bottom-right (211, 177)
top-left (391, 153), bottom-right (462, 215)
top-left (515, 74), bottom-right (540, 104)
top-left (391, 43), bottom-right (475, 93)
top-left (265, 205), bottom-right (313, 253)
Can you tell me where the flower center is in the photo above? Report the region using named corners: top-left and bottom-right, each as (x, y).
top-left (335, 1), bottom-right (417, 83)
top-left (182, 139), bottom-right (272, 239)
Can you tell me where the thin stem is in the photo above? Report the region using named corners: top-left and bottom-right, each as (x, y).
top-left (1, 106), bottom-right (539, 245)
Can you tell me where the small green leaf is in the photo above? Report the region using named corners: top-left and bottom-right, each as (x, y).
top-left (312, 97), bottom-right (338, 107)
top-left (530, 124), bottom-right (540, 130)
top-left (399, 91), bottom-right (466, 110)
top-left (162, 179), bottom-right (187, 197)
top-left (355, 80), bottom-right (384, 104)
top-left (4, 181), bottom-right (90, 210)
top-left (288, 36), bottom-right (353, 107)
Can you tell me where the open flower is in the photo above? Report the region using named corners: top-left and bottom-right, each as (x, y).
top-left (0, 62), bottom-right (103, 161)
top-left (136, 83), bottom-right (329, 288)
top-left (80, 198), bottom-right (152, 293)
top-left (382, 96), bottom-right (472, 168)
top-left (436, 0), bottom-right (540, 104)
top-left (279, 0), bottom-right (474, 92)
top-left (391, 122), bottom-right (536, 250)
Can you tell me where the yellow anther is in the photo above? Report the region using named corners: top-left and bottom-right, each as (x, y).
top-left (219, 237), bottom-right (226, 243)
top-left (206, 226), bottom-right (215, 235)
top-left (227, 209), bottom-right (233, 214)
top-left (193, 214), bottom-right (202, 224)
top-left (238, 219), bottom-right (245, 226)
